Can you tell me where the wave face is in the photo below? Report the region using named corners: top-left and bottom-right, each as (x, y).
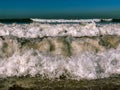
top-left (0, 19), bottom-right (120, 80)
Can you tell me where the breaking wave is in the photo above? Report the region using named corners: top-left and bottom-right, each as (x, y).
top-left (1, 49), bottom-right (120, 80)
top-left (0, 19), bottom-right (120, 80)
top-left (0, 20), bottom-right (120, 38)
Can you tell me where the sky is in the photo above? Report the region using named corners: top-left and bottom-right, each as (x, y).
top-left (0, 0), bottom-right (120, 19)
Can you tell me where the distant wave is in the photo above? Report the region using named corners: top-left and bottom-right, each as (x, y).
top-left (31, 18), bottom-right (120, 23)
top-left (0, 18), bottom-right (120, 24)
top-left (31, 18), bottom-right (101, 23)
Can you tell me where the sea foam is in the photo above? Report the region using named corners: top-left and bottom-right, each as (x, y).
top-left (0, 20), bottom-right (120, 80)
top-left (0, 21), bottom-right (120, 38)
top-left (0, 48), bottom-right (120, 80)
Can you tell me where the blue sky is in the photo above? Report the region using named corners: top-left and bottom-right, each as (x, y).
top-left (0, 0), bottom-right (120, 19)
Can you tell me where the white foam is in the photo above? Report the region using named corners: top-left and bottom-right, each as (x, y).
top-left (0, 21), bottom-right (120, 38)
top-left (0, 20), bottom-right (120, 80)
top-left (0, 49), bottom-right (120, 80)
top-left (31, 18), bottom-right (101, 23)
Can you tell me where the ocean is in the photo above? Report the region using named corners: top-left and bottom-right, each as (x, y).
top-left (0, 18), bottom-right (120, 89)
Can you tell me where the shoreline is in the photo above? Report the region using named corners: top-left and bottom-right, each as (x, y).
top-left (1, 75), bottom-right (120, 90)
